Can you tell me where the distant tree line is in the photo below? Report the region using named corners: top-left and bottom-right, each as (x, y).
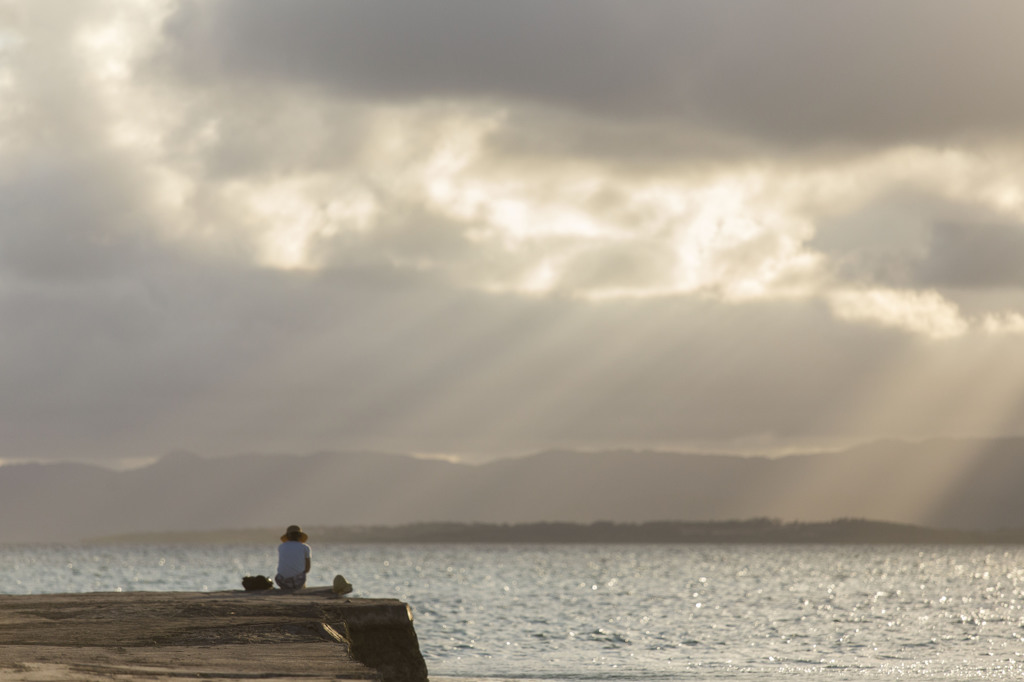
top-left (92, 518), bottom-right (1024, 545)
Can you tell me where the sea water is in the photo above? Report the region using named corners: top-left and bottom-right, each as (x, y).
top-left (3, 544), bottom-right (1024, 680)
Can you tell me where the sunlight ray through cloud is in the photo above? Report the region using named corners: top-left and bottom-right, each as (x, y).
top-left (7, 0), bottom-right (1024, 464)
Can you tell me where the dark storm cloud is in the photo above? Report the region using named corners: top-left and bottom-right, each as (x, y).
top-left (159, 0), bottom-right (1024, 148)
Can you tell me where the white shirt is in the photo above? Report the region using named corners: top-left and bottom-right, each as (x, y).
top-left (277, 541), bottom-right (311, 578)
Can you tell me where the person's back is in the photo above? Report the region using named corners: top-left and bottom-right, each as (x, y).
top-left (275, 525), bottom-right (311, 590)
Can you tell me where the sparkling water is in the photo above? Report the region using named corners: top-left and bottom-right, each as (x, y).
top-left (4, 543), bottom-right (1024, 680)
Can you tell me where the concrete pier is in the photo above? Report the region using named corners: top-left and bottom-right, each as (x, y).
top-left (0, 588), bottom-right (429, 681)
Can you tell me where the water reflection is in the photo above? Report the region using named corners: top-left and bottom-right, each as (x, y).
top-left (4, 544), bottom-right (1024, 679)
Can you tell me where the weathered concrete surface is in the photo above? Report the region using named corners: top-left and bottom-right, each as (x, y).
top-left (0, 588), bottom-right (429, 681)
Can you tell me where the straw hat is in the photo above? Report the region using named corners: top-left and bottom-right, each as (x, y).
top-left (280, 525), bottom-right (309, 543)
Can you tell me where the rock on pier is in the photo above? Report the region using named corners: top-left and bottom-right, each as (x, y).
top-left (0, 588), bottom-right (429, 681)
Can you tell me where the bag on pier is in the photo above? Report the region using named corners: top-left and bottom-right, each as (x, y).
top-left (242, 575), bottom-right (274, 591)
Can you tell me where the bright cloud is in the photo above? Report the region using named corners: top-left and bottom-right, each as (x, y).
top-left (829, 288), bottom-right (969, 339)
top-left (982, 313), bottom-right (1024, 336)
top-left (41, 1), bottom-right (1024, 338)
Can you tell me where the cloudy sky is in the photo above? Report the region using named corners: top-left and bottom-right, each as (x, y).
top-left (3, 0), bottom-right (1024, 465)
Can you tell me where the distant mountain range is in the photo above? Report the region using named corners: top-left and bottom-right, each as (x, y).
top-left (4, 438), bottom-right (1024, 544)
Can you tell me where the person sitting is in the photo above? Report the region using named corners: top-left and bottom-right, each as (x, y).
top-left (275, 525), bottom-right (311, 590)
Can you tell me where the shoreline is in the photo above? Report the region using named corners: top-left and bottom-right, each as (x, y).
top-left (86, 518), bottom-right (1024, 545)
